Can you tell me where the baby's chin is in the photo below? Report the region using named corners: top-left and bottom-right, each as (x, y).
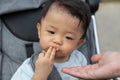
top-left (54, 54), bottom-right (69, 63)
top-left (55, 52), bottom-right (66, 57)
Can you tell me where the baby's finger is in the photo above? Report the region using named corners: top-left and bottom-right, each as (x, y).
top-left (38, 51), bottom-right (45, 58)
top-left (50, 48), bottom-right (56, 60)
top-left (46, 47), bottom-right (52, 58)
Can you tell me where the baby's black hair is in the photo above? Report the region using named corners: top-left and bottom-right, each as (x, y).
top-left (39, 0), bottom-right (91, 39)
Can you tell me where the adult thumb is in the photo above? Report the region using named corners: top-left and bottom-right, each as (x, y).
top-left (91, 54), bottom-right (102, 62)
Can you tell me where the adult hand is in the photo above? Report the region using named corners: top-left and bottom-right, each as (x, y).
top-left (62, 52), bottom-right (120, 80)
top-left (32, 47), bottom-right (56, 80)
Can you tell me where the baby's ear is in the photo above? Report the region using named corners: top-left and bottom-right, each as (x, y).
top-left (37, 23), bottom-right (41, 39)
top-left (37, 23), bottom-right (41, 30)
top-left (77, 39), bottom-right (85, 48)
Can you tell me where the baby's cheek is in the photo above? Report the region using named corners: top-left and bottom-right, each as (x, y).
top-left (62, 46), bottom-right (74, 55)
top-left (40, 40), bottom-right (48, 49)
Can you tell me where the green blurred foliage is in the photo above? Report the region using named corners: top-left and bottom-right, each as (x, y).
top-left (103, 0), bottom-right (120, 2)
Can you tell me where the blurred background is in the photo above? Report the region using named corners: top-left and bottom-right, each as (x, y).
top-left (96, 0), bottom-right (120, 52)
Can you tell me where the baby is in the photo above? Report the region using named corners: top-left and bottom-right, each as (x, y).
top-left (11, 0), bottom-right (91, 80)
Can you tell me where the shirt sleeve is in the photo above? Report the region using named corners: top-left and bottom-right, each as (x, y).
top-left (11, 58), bottom-right (34, 80)
top-left (74, 50), bottom-right (87, 66)
top-left (80, 53), bottom-right (87, 66)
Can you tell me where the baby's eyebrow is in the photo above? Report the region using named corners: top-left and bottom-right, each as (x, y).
top-left (46, 25), bottom-right (57, 30)
top-left (67, 31), bottom-right (76, 36)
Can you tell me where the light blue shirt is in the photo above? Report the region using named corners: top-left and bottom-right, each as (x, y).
top-left (11, 50), bottom-right (87, 80)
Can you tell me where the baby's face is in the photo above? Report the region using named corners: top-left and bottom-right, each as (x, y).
top-left (37, 8), bottom-right (84, 60)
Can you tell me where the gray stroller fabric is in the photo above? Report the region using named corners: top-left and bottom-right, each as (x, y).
top-left (0, 0), bottom-right (46, 15)
top-left (0, 20), bottom-right (39, 80)
top-left (0, 19), bottom-right (3, 80)
top-left (79, 18), bottom-right (97, 64)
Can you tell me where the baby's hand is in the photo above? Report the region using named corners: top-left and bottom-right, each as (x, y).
top-left (33, 47), bottom-right (56, 80)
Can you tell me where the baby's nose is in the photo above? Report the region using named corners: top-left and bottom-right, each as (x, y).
top-left (49, 39), bottom-right (62, 50)
top-left (52, 37), bottom-right (62, 46)
top-left (49, 43), bottom-right (59, 51)
top-left (52, 39), bottom-right (62, 45)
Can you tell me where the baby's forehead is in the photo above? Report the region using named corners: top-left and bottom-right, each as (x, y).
top-left (48, 3), bottom-right (70, 14)
top-left (45, 3), bottom-right (84, 31)
top-left (48, 3), bottom-right (81, 23)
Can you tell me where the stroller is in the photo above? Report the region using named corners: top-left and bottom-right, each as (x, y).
top-left (0, 0), bottom-right (101, 80)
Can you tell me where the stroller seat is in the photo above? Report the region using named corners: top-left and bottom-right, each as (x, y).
top-left (0, 0), bottom-right (100, 80)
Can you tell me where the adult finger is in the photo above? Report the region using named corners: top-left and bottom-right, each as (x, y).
top-left (91, 54), bottom-right (102, 62)
top-left (62, 65), bottom-right (99, 79)
top-left (62, 66), bottom-right (84, 78)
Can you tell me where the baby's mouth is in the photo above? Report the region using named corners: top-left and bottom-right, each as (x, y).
top-left (49, 43), bottom-right (60, 51)
top-left (55, 47), bottom-right (59, 51)
top-left (44, 47), bottom-right (60, 53)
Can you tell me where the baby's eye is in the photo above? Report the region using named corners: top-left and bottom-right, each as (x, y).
top-left (66, 36), bottom-right (73, 40)
top-left (48, 30), bottom-right (55, 34)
